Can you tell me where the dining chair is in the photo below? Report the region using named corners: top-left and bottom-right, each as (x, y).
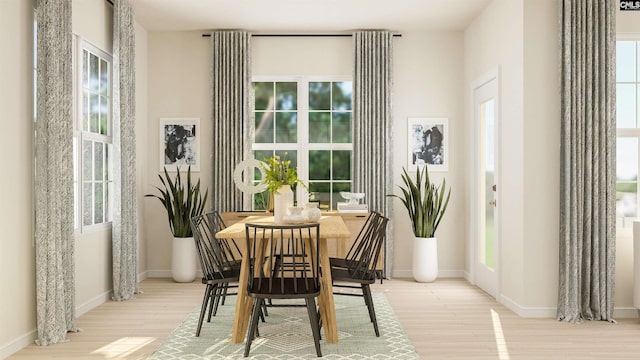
top-left (190, 211), bottom-right (242, 337)
top-left (330, 213), bottom-right (388, 337)
top-left (243, 223), bottom-right (323, 357)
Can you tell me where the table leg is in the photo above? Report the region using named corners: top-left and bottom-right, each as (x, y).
top-left (318, 237), bottom-right (339, 343)
top-left (231, 249), bottom-right (252, 343)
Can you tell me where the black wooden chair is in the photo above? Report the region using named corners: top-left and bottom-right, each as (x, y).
top-left (190, 211), bottom-right (241, 337)
top-left (243, 223), bottom-right (323, 357)
top-left (330, 213), bottom-right (388, 337)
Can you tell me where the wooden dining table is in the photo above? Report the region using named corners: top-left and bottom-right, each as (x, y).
top-left (215, 215), bottom-right (351, 344)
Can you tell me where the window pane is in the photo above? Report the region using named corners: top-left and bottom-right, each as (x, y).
top-left (254, 82), bottom-right (274, 111)
top-left (332, 112), bottom-right (352, 143)
top-left (95, 143), bottom-right (104, 180)
top-left (617, 138), bottom-right (638, 181)
top-left (82, 90), bottom-right (89, 131)
top-left (309, 182), bottom-right (330, 210)
top-left (83, 140), bottom-right (93, 180)
top-left (254, 150), bottom-right (273, 163)
top-left (275, 112), bottom-right (297, 143)
top-left (100, 95), bottom-right (108, 135)
top-left (253, 189), bottom-right (269, 210)
top-left (89, 52), bottom-right (99, 92)
top-left (255, 111), bottom-right (274, 143)
top-left (82, 50), bottom-right (88, 89)
top-left (332, 81), bottom-right (352, 110)
top-left (309, 112), bottom-right (330, 143)
top-left (617, 41), bottom-right (636, 83)
top-left (309, 82), bottom-right (330, 110)
top-left (94, 183), bottom-right (104, 224)
top-left (617, 84), bottom-right (636, 128)
top-left (83, 182), bottom-right (93, 226)
top-left (332, 150), bottom-right (351, 180)
top-left (100, 59), bottom-right (108, 96)
top-left (309, 150), bottom-right (330, 180)
top-left (276, 82), bottom-right (297, 110)
top-left (90, 93), bottom-right (99, 132)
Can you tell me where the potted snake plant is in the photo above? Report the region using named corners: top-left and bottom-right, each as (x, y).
top-left (389, 166), bottom-right (451, 282)
top-left (146, 166), bottom-right (208, 282)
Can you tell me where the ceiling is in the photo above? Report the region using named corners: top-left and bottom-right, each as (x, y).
top-left (129, 0), bottom-right (494, 33)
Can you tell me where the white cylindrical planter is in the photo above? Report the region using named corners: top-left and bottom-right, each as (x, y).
top-left (273, 185), bottom-right (293, 224)
top-left (172, 236), bottom-right (197, 283)
top-left (413, 237), bottom-right (438, 283)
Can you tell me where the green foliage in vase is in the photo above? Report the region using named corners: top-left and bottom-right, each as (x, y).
top-left (388, 166), bottom-right (451, 238)
top-left (260, 152), bottom-right (307, 193)
top-left (145, 166), bottom-right (208, 237)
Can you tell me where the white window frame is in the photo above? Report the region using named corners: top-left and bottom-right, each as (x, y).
top-left (73, 35), bottom-right (113, 233)
top-left (251, 76), bottom-right (353, 210)
top-left (616, 34), bottom-right (640, 229)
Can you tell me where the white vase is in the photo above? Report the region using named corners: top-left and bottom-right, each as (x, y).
top-left (172, 236), bottom-right (197, 283)
top-left (273, 185), bottom-right (294, 224)
top-left (302, 202), bottom-right (322, 222)
top-left (413, 237), bottom-right (438, 283)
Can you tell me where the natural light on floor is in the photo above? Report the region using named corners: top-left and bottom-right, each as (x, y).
top-left (91, 337), bottom-right (156, 359)
top-left (490, 309), bottom-right (510, 360)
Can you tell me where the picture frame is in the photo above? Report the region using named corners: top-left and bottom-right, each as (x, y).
top-left (159, 117), bottom-right (200, 172)
top-left (407, 117), bottom-right (448, 172)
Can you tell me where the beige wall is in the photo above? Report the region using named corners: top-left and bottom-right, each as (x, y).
top-left (144, 31), bottom-right (212, 275)
top-left (72, 0), bottom-right (114, 313)
top-left (522, 0), bottom-right (560, 309)
top-left (0, 0), bottom-right (36, 355)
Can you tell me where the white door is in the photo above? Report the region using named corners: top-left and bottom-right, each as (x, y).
top-left (473, 74), bottom-right (499, 299)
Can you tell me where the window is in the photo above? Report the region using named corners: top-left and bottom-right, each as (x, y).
top-left (252, 78), bottom-right (353, 211)
top-left (616, 39), bottom-right (640, 230)
top-left (73, 38), bottom-right (113, 231)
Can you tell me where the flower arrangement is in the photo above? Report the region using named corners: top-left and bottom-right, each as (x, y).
top-left (260, 153), bottom-right (306, 193)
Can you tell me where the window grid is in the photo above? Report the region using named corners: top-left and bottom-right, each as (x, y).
top-left (251, 78), bottom-right (353, 211)
top-left (73, 37), bottom-right (113, 232)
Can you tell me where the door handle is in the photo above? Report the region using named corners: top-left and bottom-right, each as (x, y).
top-left (489, 200), bottom-right (496, 207)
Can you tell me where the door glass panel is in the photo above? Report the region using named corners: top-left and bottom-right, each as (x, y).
top-left (482, 99), bottom-right (495, 270)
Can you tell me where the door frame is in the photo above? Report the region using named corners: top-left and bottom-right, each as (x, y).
top-left (469, 67), bottom-right (501, 299)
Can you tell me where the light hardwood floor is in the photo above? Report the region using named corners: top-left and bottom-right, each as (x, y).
top-left (8, 277), bottom-right (640, 359)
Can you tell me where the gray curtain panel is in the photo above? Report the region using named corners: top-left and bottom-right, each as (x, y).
top-left (112, 0), bottom-right (138, 301)
top-left (557, 0), bottom-right (616, 323)
top-left (211, 31), bottom-right (251, 212)
top-left (353, 31), bottom-right (394, 277)
top-left (34, 0), bottom-right (77, 345)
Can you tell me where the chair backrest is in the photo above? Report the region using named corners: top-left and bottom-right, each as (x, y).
top-left (346, 213), bottom-right (388, 281)
top-left (204, 211), bottom-right (242, 265)
top-left (244, 223), bottom-right (321, 297)
top-left (190, 211), bottom-right (239, 280)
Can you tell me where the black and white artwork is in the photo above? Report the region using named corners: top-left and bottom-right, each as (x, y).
top-left (160, 118), bottom-right (200, 172)
top-left (407, 117), bottom-right (448, 172)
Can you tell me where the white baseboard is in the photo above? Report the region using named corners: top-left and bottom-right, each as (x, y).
top-left (138, 271), bottom-right (148, 282)
top-left (0, 330), bottom-right (36, 360)
top-left (500, 294), bottom-right (556, 318)
top-left (76, 290), bottom-right (112, 317)
top-left (614, 307), bottom-right (638, 319)
top-left (145, 269), bottom-right (203, 279)
top-left (391, 269), bottom-right (465, 279)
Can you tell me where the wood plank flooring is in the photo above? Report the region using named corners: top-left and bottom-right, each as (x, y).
top-left (8, 278), bottom-right (640, 359)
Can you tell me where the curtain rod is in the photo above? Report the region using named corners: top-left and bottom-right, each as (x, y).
top-left (202, 33), bottom-right (402, 38)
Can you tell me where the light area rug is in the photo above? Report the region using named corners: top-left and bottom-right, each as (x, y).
top-left (149, 291), bottom-right (419, 359)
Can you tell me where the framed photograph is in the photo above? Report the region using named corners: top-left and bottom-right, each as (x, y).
top-left (159, 117), bottom-right (200, 172)
top-left (407, 117), bottom-right (448, 172)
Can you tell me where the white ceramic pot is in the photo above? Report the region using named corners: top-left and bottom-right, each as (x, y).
top-left (172, 236), bottom-right (197, 283)
top-left (273, 185), bottom-right (294, 224)
top-left (413, 237), bottom-right (438, 283)
top-left (302, 202), bottom-right (322, 222)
